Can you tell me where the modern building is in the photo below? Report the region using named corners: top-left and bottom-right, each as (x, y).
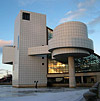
top-left (2, 10), bottom-right (100, 88)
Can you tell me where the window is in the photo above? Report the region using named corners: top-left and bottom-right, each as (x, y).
top-left (18, 36), bottom-right (19, 49)
top-left (48, 54), bottom-right (69, 74)
top-left (22, 12), bottom-right (30, 20)
top-left (42, 57), bottom-right (44, 59)
top-left (42, 63), bottom-right (44, 65)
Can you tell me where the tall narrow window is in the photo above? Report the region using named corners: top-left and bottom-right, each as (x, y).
top-left (22, 12), bottom-right (30, 20)
top-left (18, 35), bottom-right (19, 49)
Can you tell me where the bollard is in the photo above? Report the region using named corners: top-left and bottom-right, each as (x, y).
top-left (83, 91), bottom-right (97, 101)
top-left (34, 81), bottom-right (38, 88)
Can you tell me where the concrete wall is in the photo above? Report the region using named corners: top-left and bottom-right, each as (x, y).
top-left (48, 21), bottom-right (94, 63)
top-left (49, 21), bottom-right (93, 52)
top-left (13, 10), bottom-right (47, 87)
top-left (28, 45), bottom-right (50, 56)
top-left (2, 46), bottom-right (14, 64)
top-left (13, 12), bottom-right (20, 86)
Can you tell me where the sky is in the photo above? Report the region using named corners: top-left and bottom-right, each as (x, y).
top-left (0, 0), bottom-right (100, 78)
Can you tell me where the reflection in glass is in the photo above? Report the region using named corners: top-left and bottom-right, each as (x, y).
top-left (75, 54), bottom-right (100, 72)
top-left (48, 58), bottom-right (68, 73)
top-left (48, 54), bottom-right (100, 74)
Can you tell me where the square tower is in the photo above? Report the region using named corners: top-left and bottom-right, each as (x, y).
top-left (13, 10), bottom-right (47, 87)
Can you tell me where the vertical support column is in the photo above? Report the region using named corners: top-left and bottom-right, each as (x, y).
top-left (68, 56), bottom-right (76, 88)
top-left (81, 76), bottom-right (84, 84)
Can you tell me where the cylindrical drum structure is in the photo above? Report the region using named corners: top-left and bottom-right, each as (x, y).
top-left (48, 21), bottom-right (94, 87)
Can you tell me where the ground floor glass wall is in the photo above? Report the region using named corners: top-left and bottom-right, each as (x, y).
top-left (48, 54), bottom-right (100, 74)
top-left (48, 59), bottom-right (68, 73)
top-left (75, 54), bottom-right (100, 72)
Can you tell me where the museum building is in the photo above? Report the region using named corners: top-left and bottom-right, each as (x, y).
top-left (2, 10), bottom-right (100, 88)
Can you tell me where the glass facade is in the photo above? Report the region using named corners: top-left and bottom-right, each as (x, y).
top-left (47, 27), bottom-right (53, 40)
top-left (48, 56), bottom-right (69, 73)
top-left (75, 54), bottom-right (100, 73)
top-left (48, 54), bottom-right (100, 74)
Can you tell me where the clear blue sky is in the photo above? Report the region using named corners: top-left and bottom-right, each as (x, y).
top-left (0, 0), bottom-right (100, 77)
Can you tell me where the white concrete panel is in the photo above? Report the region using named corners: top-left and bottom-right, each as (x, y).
top-left (16, 10), bottom-right (47, 87)
top-left (13, 12), bottom-right (20, 86)
top-left (2, 46), bottom-right (14, 64)
top-left (52, 48), bottom-right (90, 57)
top-left (28, 45), bottom-right (50, 55)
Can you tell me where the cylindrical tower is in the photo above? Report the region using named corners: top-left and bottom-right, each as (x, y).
top-left (48, 21), bottom-right (94, 88)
